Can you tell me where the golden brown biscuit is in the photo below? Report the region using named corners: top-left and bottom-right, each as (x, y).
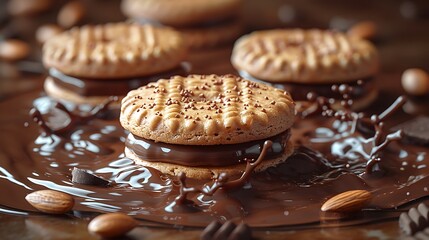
top-left (43, 22), bottom-right (186, 79)
top-left (231, 29), bottom-right (379, 83)
top-left (120, 74), bottom-right (295, 145)
top-left (121, 0), bottom-right (242, 27)
top-left (125, 140), bottom-right (294, 179)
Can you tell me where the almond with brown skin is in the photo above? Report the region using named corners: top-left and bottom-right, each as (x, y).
top-left (88, 213), bottom-right (137, 238)
top-left (25, 190), bottom-right (74, 214)
top-left (321, 190), bottom-right (372, 212)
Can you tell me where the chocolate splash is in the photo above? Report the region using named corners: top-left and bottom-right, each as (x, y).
top-left (30, 96), bottom-right (117, 135)
top-left (1, 88), bottom-right (429, 229)
top-left (301, 83), bottom-right (407, 174)
top-left (169, 141), bottom-right (272, 209)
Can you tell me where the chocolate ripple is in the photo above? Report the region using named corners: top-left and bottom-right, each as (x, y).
top-left (0, 91), bottom-right (428, 229)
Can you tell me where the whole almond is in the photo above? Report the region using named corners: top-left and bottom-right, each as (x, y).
top-left (347, 21), bottom-right (377, 40)
top-left (88, 213), bottom-right (137, 238)
top-left (321, 190), bottom-right (372, 212)
top-left (57, 1), bottom-right (85, 29)
top-left (7, 0), bottom-right (53, 16)
top-left (401, 68), bottom-right (429, 96)
top-left (25, 190), bottom-right (74, 214)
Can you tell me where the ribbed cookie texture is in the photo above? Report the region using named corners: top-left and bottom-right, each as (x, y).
top-left (43, 22), bottom-right (186, 79)
top-left (232, 29), bottom-right (379, 83)
top-left (121, 0), bottom-right (242, 27)
top-left (120, 74), bottom-right (295, 145)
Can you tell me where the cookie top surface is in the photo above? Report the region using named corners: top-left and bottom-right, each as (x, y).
top-left (43, 22), bottom-right (187, 79)
top-left (120, 74), bottom-right (295, 145)
top-left (231, 29), bottom-right (379, 83)
top-left (121, 0), bottom-right (242, 27)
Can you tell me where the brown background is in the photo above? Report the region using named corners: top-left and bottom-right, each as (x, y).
top-left (1, 0), bottom-right (429, 239)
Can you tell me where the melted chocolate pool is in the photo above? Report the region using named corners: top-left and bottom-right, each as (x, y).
top-left (0, 90), bottom-right (428, 229)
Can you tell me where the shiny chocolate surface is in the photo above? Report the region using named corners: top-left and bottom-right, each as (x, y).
top-left (125, 130), bottom-right (290, 167)
top-left (1, 0), bottom-right (429, 239)
top-left (49, 65), bottom-right (189, 97)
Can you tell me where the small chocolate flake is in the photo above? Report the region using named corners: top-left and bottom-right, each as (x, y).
top-left (270, 101), bottom-right (276, 105)
top-left (200, 220), bottom-right (251, 240)
top-left (72, 168), bottom-right (110, 187)
top-left (400, 203), bottom-right (429, 236)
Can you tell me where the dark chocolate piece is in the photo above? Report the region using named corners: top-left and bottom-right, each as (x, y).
top-left (400, 203), bottom-right (429, 236)
top-left (200, 220), bottom-right (251, 240)
top-left (393, 116), bottom-right (429, 145)
top-left (71, 168), bottom-right (110, 187)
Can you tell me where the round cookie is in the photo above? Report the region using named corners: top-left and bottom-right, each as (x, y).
top-left (121, 0), bottom-right (242, 27)
top-left (231, 29), bottom-right (379, 83)
top-left (43, 22), bottom-right (186, 79)
top-left (120, 74), bottom-right (295, 145)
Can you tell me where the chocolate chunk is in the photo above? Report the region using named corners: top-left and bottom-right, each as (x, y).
top-left (201, 220), bottom-right (252, 240)
top-left (71, 168), bottom-right (110, 187)
top-left (400, 212), bottom-right (419, 235)
top-left (419, 203), bottom-right (429, 220)
top-left (393, 116), bottom-right (429, 145)
top-left (399, 203), bottom-right (429, 236)
top-left (228, 223), bottom-right (252, 240)
top-left (213, 221), bottom-right (236, 240)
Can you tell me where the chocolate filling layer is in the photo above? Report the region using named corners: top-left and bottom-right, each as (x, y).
top-left (125, 129), bottom-right (291, 167)
top-left (239, 71), bottom-right (375, 101)
top-left (49, 65), bottom-right (189, 97)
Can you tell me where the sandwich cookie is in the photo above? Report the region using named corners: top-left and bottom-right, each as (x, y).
top-left (231, 29), bottom-right (379, 110)
top-left (42, 22), bottom-right (188, 106)
top-left (121, 0), bottom-right (243, 49)
top-left (120, 74), bottom-right (295, 179)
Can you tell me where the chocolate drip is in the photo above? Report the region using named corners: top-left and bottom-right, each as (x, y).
top-left (301, 83), bottom-right (408, 174)
top-left (170, 141), bottom-right (272, 207)
top-left (365, 115), bottom-right (403, 173)
top-left (30, 96), bottom-right (117, 135)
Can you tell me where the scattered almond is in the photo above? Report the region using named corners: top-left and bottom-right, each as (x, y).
top-left (88, 213), bottom-right (137, 238)
top-left (401, 68), bottom-right (429, 96)
top-left (25, 190), bottom-right (74, 214)
top-left (0, 40), bottom-right (30, 62)
top-left (321, 189), bottom-right (372, 212)
top-left (347, 21), bottom-right (377, 40)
